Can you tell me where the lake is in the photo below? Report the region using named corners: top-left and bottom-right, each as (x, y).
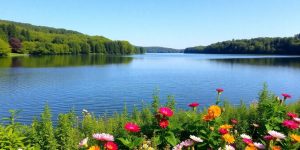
top-left (1, 53), bottom-right (300, 123)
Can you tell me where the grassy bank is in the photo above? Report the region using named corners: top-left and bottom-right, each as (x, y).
top-left (0, 86), bottom-right (300, 150)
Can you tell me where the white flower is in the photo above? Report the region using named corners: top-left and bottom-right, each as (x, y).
top-left (240, 134), bottom-right (252, 139)
top-left (218, 145), bottom-right (235, 150)
top-left (190, 135), bottom-right (203, 142)
top-left (268, 130), bottom-right (286, 139)
top-left (78, 137), bottom-right (88, 147)
top-left (293, 117), bottom-right (300, 123)
top-left (92, 133), bottom-right (114, 141)
top-left (254, 142), bottom-right (265, 149)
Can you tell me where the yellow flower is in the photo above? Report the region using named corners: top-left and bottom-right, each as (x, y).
top-left (222, 134), bottom-right (235, 144)
top-left (208, 105), bottom-right (221, 118)
top-left (272, 146), bottom-right (281, 150)
top-left (220, 124), bottom-right (233, 130)
top-left (88, 146), bottom-right (100, 150)
top-left (245, 146), bottom-right (258, 150)
top-left (210, 127), bottom-right (215, 131)
top-left (290, 134), bottom-right (300, 142)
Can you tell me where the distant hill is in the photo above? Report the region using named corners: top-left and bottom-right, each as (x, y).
top-left (143, 46), bottom-right (183, 53)
top-left (0, 19), bottom-right (145, 56)
top-left (184, 35), bottom-right (300, 55)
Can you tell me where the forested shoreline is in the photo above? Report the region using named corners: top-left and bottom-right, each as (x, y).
top-left (0, 20), bottom-right (145, 56)
top-left (184, 35), bottom-right (300, 55)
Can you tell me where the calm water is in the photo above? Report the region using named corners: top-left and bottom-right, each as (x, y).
top-left (1, 53), bottom-right (300, 123)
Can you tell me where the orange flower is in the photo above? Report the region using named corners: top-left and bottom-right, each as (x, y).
top-left (89, 146), bottom-right (100, 150)
top-left (245, 146), bottom-right (258, 150)
top-left (220, 124), bottom-right (233, 130)
top-left (290, 134), bottom-right (300, 143)
top-left (202, 105), bottom-right (221, 121)
top-left (222, 134), bottom-right (235, 144)
top-left (272, 146), bottom-right (281, 150)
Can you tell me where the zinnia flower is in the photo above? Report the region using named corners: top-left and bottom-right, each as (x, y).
top-left (93, 133), bottom-right (114, 141)
top-left (268, 130), bottom-right (286, 139)
top-left (282, 93), bottom-right (291, 100)
top-left (79, 137), bottom-right (88, 147)
top-left (219, 128), bottom-right (229, 135)
top-left (293, 117), bottom-right (300, 123)
top-left (224, 145), bottom-right (235, 150)
top-left (188, 102), bottom-right (199, 107)
top-left (222, 134), bottom-right (235, 144)
top-left (172, 143), bottom-right (183, 150)
top-left (253, 142), bottom-right (265, 149)
top-left (240, 134), bottom-right (252, 139)
top-left (158, 107), bottom-right (173, 117)
top-left (272, 146), bottom-right (281, 150)
top-left (203, 105), bottom-right (222, 121)
top-left (189, 135), bottom-right (203, 142)
top-left (216, 88), bottom-right (224, 94)
top-left (263, 135), bottom-right (274, 141)
top-left (290, 134), bottom-right (300, 143)
top-left (243, 138), bottom-right (253, 146)
top-left (220, 124), bottom-right (233, 130)
top-left (88, 146), bottom-right (100, 150)
top-left (282, 120), bottom-right (299, 130)
top-left (124, 122), bottom-right (140, 132)
top-left (287, 112), bottom-right (298, 118)
top-left (104, 141), bottom-right (118, 150)
top-left (159, 118), bottom-right (169, 128)
top-left (245, 146), bottom-right (258, 150)
top-left (180, 139), bottom-right (194, 147)
top-left (231, 119), bottom-right (238, 125)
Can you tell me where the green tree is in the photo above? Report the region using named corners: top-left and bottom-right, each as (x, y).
top-left (0, 38), bottom-right (11, 56)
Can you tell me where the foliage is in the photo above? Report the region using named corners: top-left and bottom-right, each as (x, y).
top-left (0, 38), bottom-right (10, 56)
top-left (0, 87), bottom-right (300, 149)
top-left (184, 35), bottom-right (300, 55)
top-left (0, 20), bottom-right (145, 56)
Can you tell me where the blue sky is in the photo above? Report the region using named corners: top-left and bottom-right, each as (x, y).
top-left (1, 0), bottom-right (300, 49)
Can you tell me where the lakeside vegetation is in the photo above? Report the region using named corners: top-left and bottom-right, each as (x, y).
top-left (143, 47), bottom-right (183, 53)
top-left (1, 86), bottom-right (300, 149)
top-left (0, 20), bottom-right (145, 56)
top-left (184, 34), bottom-right (300, 55)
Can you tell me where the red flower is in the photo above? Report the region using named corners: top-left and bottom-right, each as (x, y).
top-left (287, 112), bottom-right (298, 119)
top-left (218, 128), bottom-right (228, 135)
top-left (282, 120), bottom-right (299, 130)
top-left (282, 93), bottom-right (291, 99)
top-left (158, 107), bottom-right (173, 117)
top-left (188, 102), bottom-right (199, 107)
top-left (216, 88), bottom-right (224, 93)
top-left (231, 119), bottom-right (238, 125)
top-left (159, 118), bottom-right (169, 128)
top-left (104, 141), bottom-right (118, 150)
top-left (124, 122), bottom-right (140, 132)
top-left (263, 135), bottom-right (274, 141)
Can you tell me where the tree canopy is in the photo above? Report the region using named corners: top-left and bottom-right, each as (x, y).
top-left (184, 36), bottom-right (300, 55)
top-left (0, 20), bottom-right (145, 56)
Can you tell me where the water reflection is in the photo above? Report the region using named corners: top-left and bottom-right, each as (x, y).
top-left (0, 55), bottom-right (133, 68)
top-left (210, 57), bottom-right (300, 68)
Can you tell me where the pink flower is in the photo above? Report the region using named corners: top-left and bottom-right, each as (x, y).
top-left (231, 119), bottom-right (238, 125)
top-left (282, 93), bottom-right (291, 99)
top-left (282, 120), bottom-right (299, 130)
top-left (254, 142), bottom-right (265, 149)
top-left (181, 139), bottom-right (194, 147)
top-left (293, 117), bottom-right (300, 123)
top-left (268, 130), bottom-right (286, 139)
top-left (216, 88), bottom-right (224, 94)
top-left (242, 138), bottom-right (253, 145)
top-left (263, 135), bottom-right (274, 141)
top-left (219, 128), bottom-right (228, 135)
top-left (93, 133), bottom-right (114, 141)
top-left (159, 118), bottom-right (169, 128)
top-left (158, 107), bottom-right (173, 117)
top-left (287, 112), bottom-right (298, 119)
top-left (188, 102), bottom-right (199, 108)
top-left (124, 122), bottom-right (140, 132)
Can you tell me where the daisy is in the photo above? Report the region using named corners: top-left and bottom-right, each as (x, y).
top-left (190, 135), bottom-right (203, 142)
top-left (268, 130), bottom-right (286, 139)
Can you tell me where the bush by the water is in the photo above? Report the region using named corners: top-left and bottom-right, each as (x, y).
top-left (1, 86), bottom-right (300, 150)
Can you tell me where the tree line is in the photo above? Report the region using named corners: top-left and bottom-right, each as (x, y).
top-left (0, 20), bottom-right (145, 56)
top-left (184, 35), bottom-right (300, 55)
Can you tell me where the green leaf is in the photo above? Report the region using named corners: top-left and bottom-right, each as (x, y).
top-left (165, 131), bottom-right (178, 146)
top-left (117, 137), bottom-right (131, 147)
